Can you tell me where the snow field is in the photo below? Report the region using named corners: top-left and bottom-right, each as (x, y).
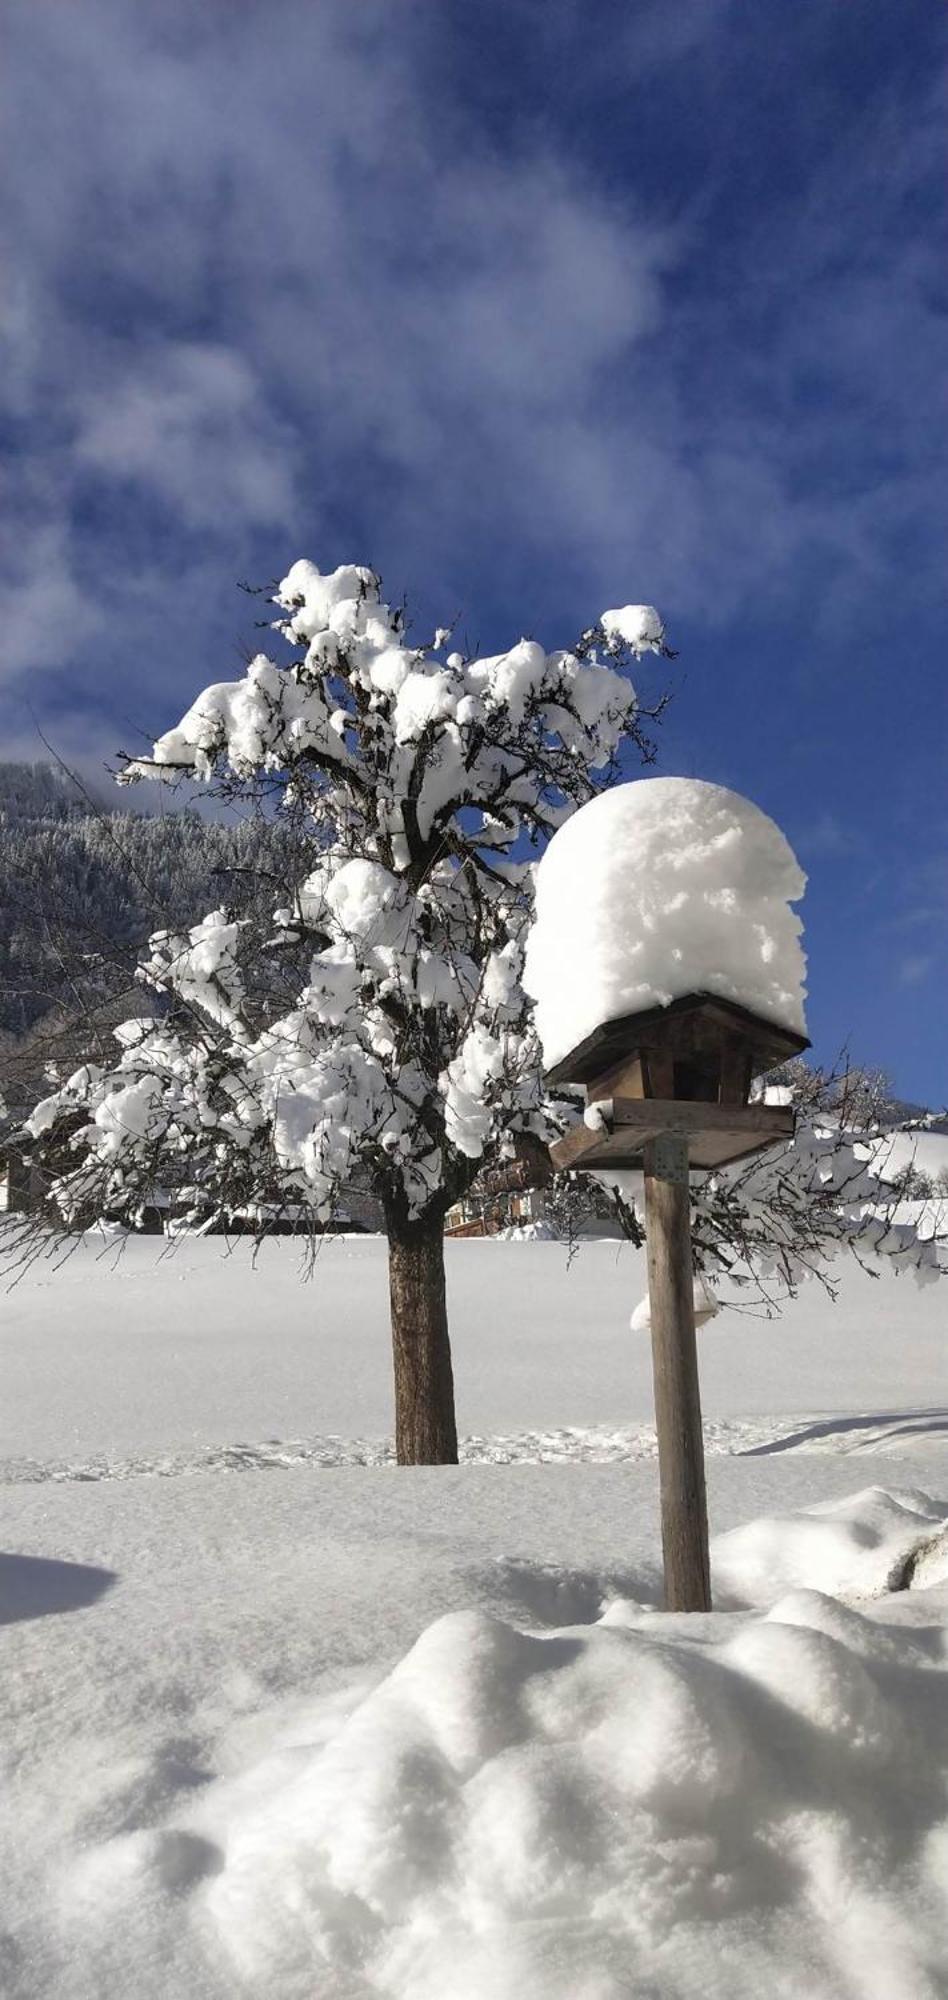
top-left (3, 1232), bottom-right (946, 1468)
top-left (2, 1235), bottom-right (947, 1997)
top-left (15, 1480), bottom-right (948, 2000)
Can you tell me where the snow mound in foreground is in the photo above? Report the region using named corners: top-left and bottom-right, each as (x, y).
top-left (713, 1484), bottom-right (948, 1605)
top-left (70, 1491), bottom-right (940, 1999)
top-left (524, 776), bottom-right (807, 1070)
top-left (197, 1604), bottom-right (947, 1998)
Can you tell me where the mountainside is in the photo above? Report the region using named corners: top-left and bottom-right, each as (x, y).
top-left (0, 761), bottom-right (289, 1042)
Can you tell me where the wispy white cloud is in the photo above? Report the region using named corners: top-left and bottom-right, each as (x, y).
top-left (75, 345), bottom-right (296, 530)
top-left (0, 526), bottom-right (102, 687)
top-left (899, 953), bottom-right (935, 987)
top-left (0, 0), bottom-right (944, 755)
top-left (796, 813), bottom-right (863, 860)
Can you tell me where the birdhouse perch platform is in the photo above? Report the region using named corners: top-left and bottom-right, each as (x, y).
top-left (546, 992), bottom-right (808, 1172)
top-left (550, 1095), bottom-right (795, 1172)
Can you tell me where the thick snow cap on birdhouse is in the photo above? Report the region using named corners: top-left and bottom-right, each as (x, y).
top-left (524, 777), bottom-right (808, 1078)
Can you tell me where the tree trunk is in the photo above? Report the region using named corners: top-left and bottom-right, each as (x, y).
top-left (387, 1207), bottom-right (459, 1465)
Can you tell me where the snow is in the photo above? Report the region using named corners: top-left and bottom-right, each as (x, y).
top-left (869, 1126), bottom-right (948, 1188)
top-left (885, 1195), bottom-right (948, 1241)
top-left (129, 561), bottom-right (642, 822)
top-left (3, 1233), bottom-right (948, 1998)
top-left (630, 1272), bottom-right (720, 1331)
top-left (279, 559), bottom-right (378, 642)
top-left (713, 1485), bottom-right (948, 1604)
top-left (4, 1232), bottom-right (948, 1467)
top-left (5, 1464), bottom-right (948, 2000)
top-left (322, 859), bottom-right (406, 948)
top-left (524, 776), bottom-right (807, 1070)
top-left (98, 555), bottom-right (669, 1225)
top-left (196, 1554), bottom-right (948, 2000)
top-left (598, 602), bottom-right (666, 653)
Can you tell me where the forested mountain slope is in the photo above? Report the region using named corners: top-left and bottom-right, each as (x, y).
top-left (0, 762), bottom-right (288, 1039)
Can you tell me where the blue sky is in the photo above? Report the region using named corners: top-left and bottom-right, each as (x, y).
top-left (2, 0), bottom-right (945, 1101)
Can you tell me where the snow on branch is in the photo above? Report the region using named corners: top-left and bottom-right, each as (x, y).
top-left (689, 1057), bottom-right (945, 1301)
top-left (15, 559), bottom-right (668, 1243)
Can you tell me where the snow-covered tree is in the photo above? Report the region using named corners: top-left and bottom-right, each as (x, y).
top-left (689, 1056), bottom-right (944, 1304)
top-left (15, 561), bottom-right (670, 1462)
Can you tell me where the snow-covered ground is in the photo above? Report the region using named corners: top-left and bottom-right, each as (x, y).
top-left (2, 1233), bottom-right (947, 1997)
top-left (4, 1233), bottom-right (947, 1473)
top-left (870, 1126), bottom-right (948, 1189)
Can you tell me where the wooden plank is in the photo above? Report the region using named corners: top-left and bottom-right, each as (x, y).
top-left (643, 1134), bottom-right (711, 1612)
top-left (610, 1098), bottom-right (793, 1139)
top-left (644, 1046), bottom-right (675, 1098)
top-left (548, 1098), bottom-right (794, 1172)
top-left (719, 1033), bottom-right (753, 1107)
top-left (549, 1122), bottom-right (660, 1171)
top-left (687, 1130), bottom-right (793, 1168)
top-left (586, 1052), bottom-right (646, 1103)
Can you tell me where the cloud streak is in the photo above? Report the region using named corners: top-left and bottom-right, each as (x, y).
top-left (0, 0), bottom-right (945, 751)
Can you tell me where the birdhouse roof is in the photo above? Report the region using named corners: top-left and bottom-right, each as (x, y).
top-left (545, 991), bottom-right (810, 1088)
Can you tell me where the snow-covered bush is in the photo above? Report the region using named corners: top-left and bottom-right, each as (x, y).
top-left (690, 1057), bottom-right (944, 1302)
top-left (12, 561), bottom-right (669, 1461)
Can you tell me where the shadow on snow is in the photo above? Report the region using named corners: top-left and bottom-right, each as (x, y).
top-left (737, 1407), bottom-right (948, 1456)
top-left (0, 1551), bottom-right (117, 1625)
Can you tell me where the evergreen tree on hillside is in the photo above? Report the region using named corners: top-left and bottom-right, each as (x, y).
top-left (0, 767), bottom-right (291, 1037)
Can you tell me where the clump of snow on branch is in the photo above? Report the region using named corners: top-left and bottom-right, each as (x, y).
top-left (524, 777), bottom-right (807, 1070)
top-left (598, 603), bottom-right (667, 653)
top-left (630, 1274), bottom-right (720, 1332)
top-left (124, 561), bottom-right (641, 808)
top-left (691, 1105), bottom-right (944, 1294)
top-left (140, 911), bottom-right (247, 1036)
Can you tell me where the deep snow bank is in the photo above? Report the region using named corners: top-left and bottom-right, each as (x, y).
top-left (205, 1592), bottom-right (948, 1998)
top-left (713, 1484), bottom-right (948, 1604)
top-left (57, 1487), bottom-right (948, 2000)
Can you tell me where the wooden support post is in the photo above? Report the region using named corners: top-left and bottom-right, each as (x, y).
top-left (643, 1133), bottom-right (711, 1612)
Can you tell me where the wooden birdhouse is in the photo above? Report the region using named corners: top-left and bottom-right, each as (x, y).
top-left (547, 992), bottom-right (809, 1174)
top-left (525, 776), bottom-right (812, 1610)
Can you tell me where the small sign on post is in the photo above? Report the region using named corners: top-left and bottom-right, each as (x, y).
top-left (523, 778), bottom-right (809, 1613)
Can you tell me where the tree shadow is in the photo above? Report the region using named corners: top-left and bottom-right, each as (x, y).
top-left (737, 1408), bottom-right (948, 1456)
top-left (0, 1551), bottom-right (117, 1625)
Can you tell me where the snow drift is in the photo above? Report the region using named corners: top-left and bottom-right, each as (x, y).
top-left (147, 1489), bottom-right (948, 2000)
